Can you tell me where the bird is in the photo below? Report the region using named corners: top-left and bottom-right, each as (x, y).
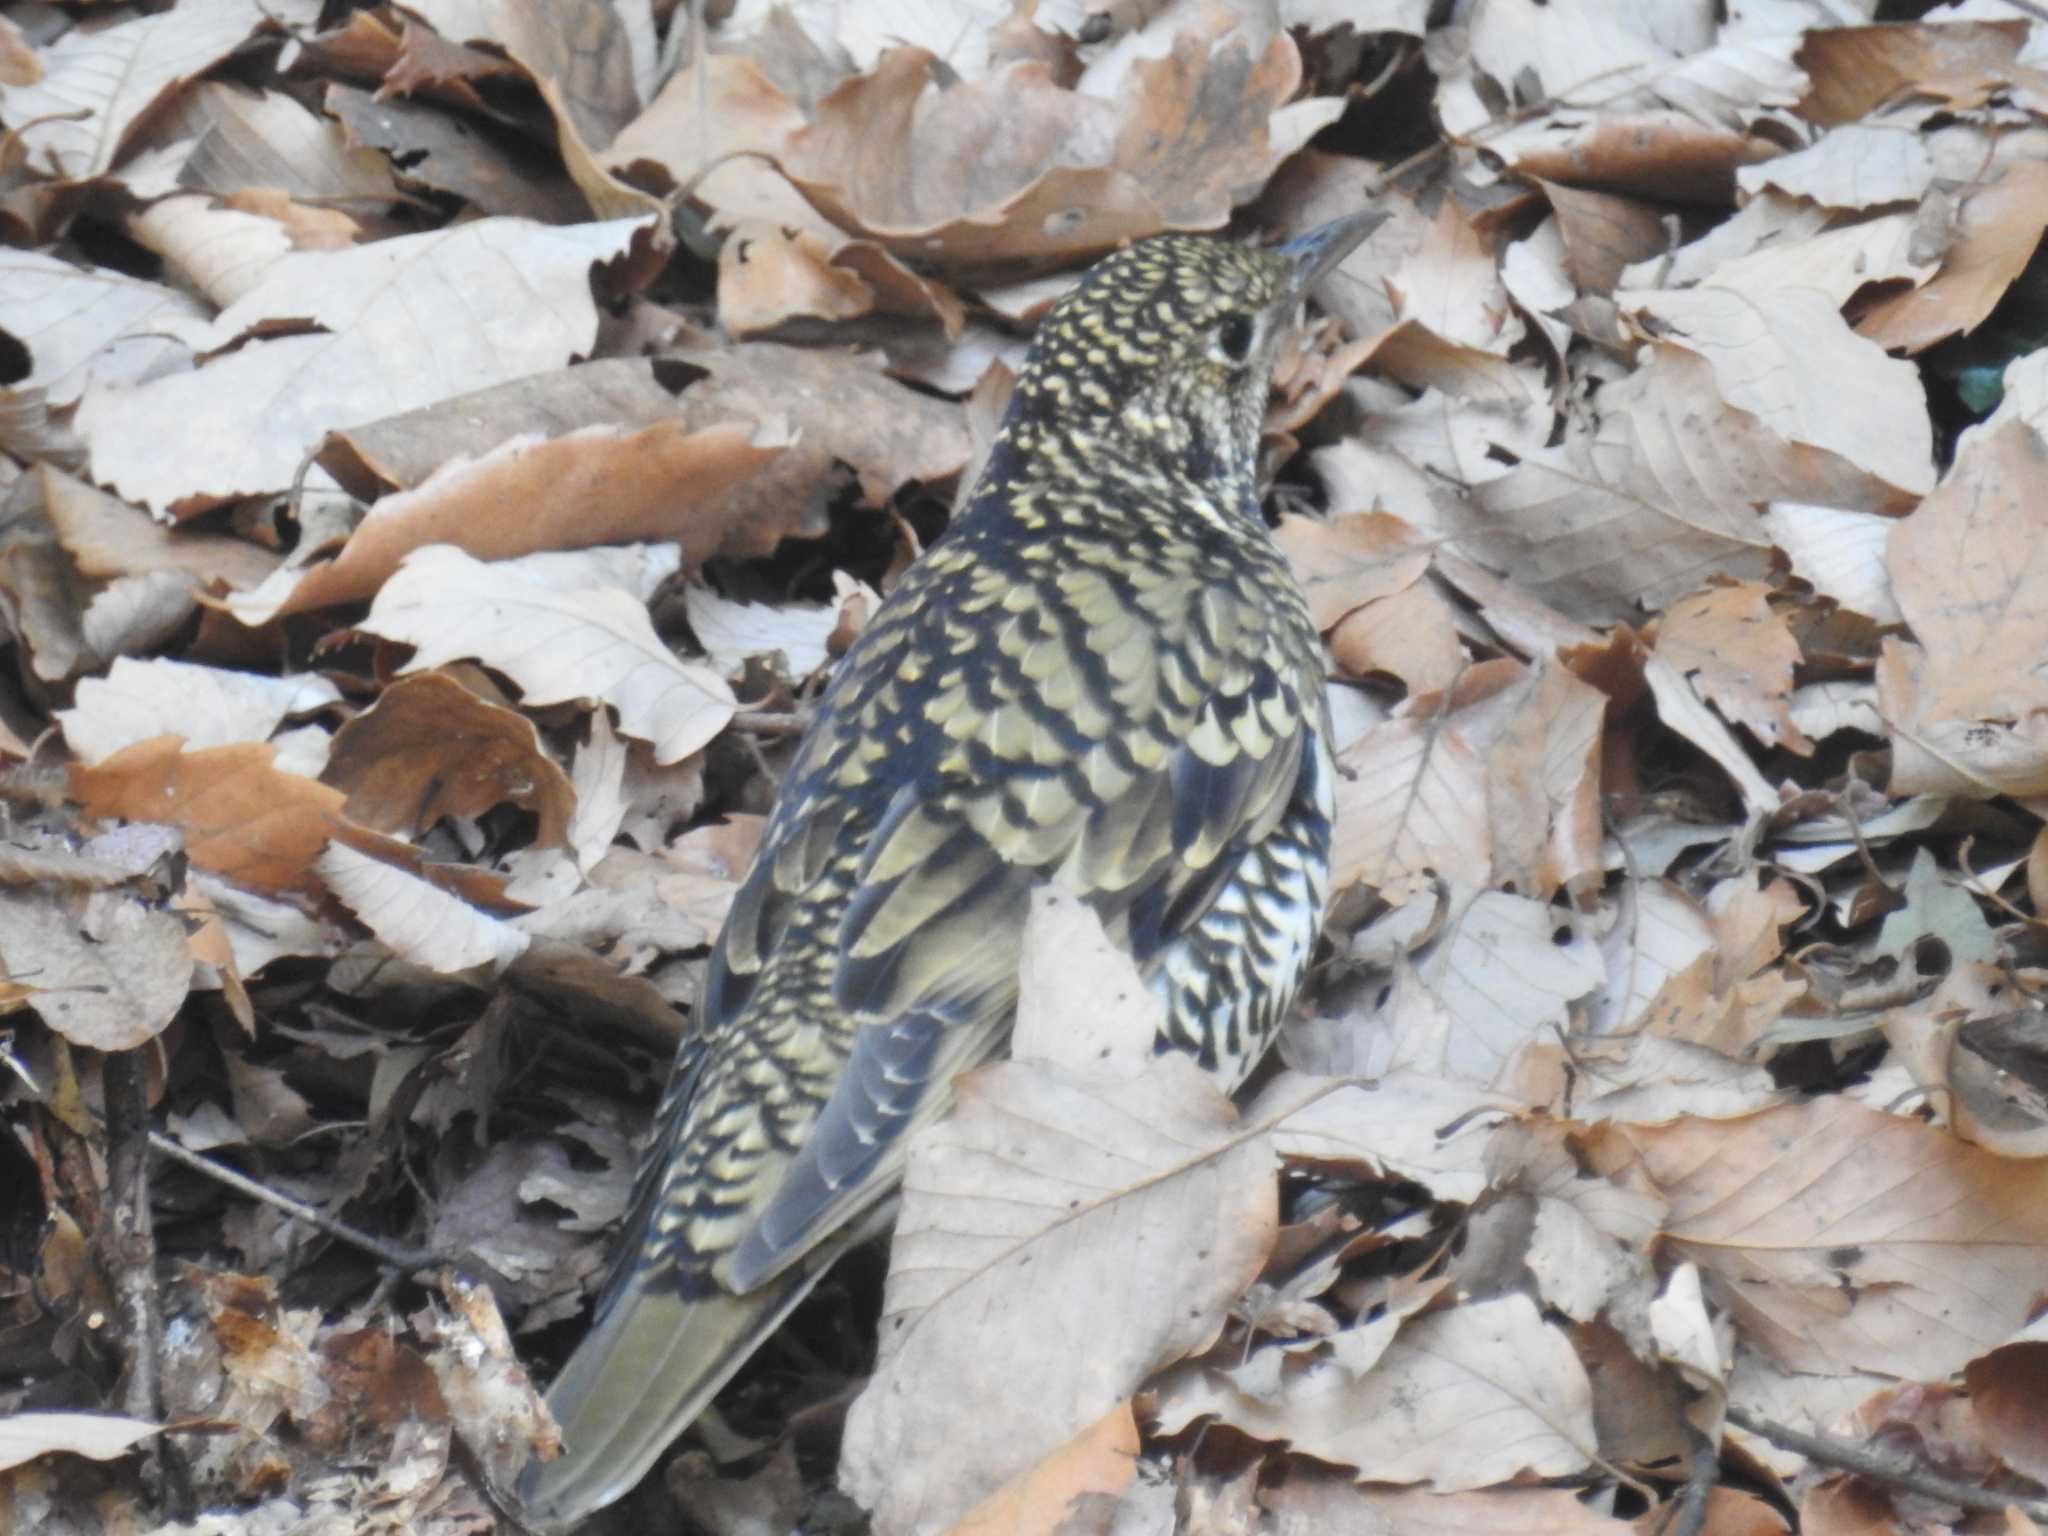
top-left (518, 209), bottom-right (1379, 1529)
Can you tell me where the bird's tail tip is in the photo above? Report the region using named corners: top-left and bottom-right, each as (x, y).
top-left (513, 1266), bottom-right (823, 1531)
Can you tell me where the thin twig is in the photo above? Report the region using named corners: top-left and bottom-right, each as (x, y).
top-left (1726, 1405), bottom-right (2048, 1522)
top-left (104, 1053), bottom-right (195, 1516)
top-left (103, 1054), bottom-right (162, 1420)
top-left (147, 1131), bottom-right (442, 1273)
top-left (731, 709), bottom-right (813, 736)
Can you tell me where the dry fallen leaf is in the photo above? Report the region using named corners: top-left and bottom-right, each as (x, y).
top-left (1157, 1292), bottom-right (1600, 1489)
top-left (841, 1054), bottom-right (1274, 1536)
top-left (321, 670), bottom-right (575, 846)
top-left (1590, 1096), bottom-right (2048, 1383)
top-left (76, 216), bottom-right (653, 511)
top-left (0, 1413), bottom-right (161, 1473)
top-left (354, 544), bottom-right (736, 765)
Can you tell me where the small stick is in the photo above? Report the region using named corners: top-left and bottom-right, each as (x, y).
top-left (103, 1055), bottom-right (162, 1422)
top-left (1726, 1405), bottom-right (2048, 1522)
top-left (730, 709), bottom-right (812, 736)
top-left (103, 1053), bottom-right (194, 1515)
top-left (147, 1131), bottom-right (442, 1273)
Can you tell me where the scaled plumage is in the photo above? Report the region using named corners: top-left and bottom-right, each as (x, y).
top-left (520, 212), bottom-right (1377, 1528)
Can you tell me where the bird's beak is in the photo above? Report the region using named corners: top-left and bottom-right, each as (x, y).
top-left (1278, 209), bottom-right (1385, 298)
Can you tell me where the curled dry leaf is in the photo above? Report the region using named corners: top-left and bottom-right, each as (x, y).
top-left (1798, 20), bottom-right (2044, 127)
top-left (233, 420), bottom-right (784, 625)
top-left (683, 584), bottom-right (843, 682)
top-left (39, 462), bottom-right (280, 593)
top-left (1328, 580), bottom-right (1467, 696)
top-left (0, 1413), bottom-right (161, 1473)
top-left (1961, 1314), bottom-right (2048, 1486)
top-left (1273, 511), bottom-right (1434, 632)
top-left (354, 544), bottom-right (736, 765)
top-left (0, 0), bottom-right (319, 181)
top-left (1859, 159), bottom-right (2048, 356)
top-left (326, 81), bottom-right (588, 223)
top-left (315, 843), bottom-right (530, 976)
top-left (781, 23), bottom-right (1334, 269)
top-left (321, 670), bottom-right (575, 846)
top-left (172, 80), bottom-right (403, 206)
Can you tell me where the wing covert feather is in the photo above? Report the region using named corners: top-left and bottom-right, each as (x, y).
top-left (668, 499), bottom-right (1325, 1299)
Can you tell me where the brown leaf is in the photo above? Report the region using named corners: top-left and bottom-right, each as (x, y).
top-left (1587, 1096), bottom-right (2048, 1381)
top-left (326, 82), bottom-right (587, 223)
top-left (239, 420), bottom-right (783, 622)
top-left (1653, 582), bottom-right (1811, 755)
top-left (1798, 22), bottom-right (2043, 126)
top-left (946, 1402), bottom-right (1140, 1536)
top-left (1962, 1319), bottom-right (2048, 1484)
top-left (1537, 179), bottom-right (1673, 295)
top-left (40, 465), bottom-right (279, 591)
top-left (1328, 580), bottom-right (1467, 695)
top-left (69, 735), bottom-right (460, 900)
top-left (322, 671), bottom-right (574, 845)
top-left (1858, 160), bottom-right (2048, 355)
top-left (1272, 511), bottom-right (1433, 632)
top-left (782, 24), bottom-right (1325, 269)
top-left (1882, 420), bottom-right (2048, 798)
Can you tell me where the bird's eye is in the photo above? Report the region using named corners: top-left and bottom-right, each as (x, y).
top-left (1214, 313), bottom-right (1256, 365)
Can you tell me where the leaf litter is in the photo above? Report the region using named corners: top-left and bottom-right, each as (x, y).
top-left (6, 1), bottom-right (2048, 1534)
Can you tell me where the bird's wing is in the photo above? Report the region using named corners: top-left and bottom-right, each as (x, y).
top-left (707, 541), bottom-right (1322, 1292)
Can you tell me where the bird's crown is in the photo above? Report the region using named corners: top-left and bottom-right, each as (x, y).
top-left (1008, 234), bottom-right (1299, 421)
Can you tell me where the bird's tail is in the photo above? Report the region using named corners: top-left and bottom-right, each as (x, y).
top-left (516, 1263), bottom-right (823, 1530)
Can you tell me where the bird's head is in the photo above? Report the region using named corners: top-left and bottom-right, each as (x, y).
top-left (999, 211), bottom-right (1381, 487)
